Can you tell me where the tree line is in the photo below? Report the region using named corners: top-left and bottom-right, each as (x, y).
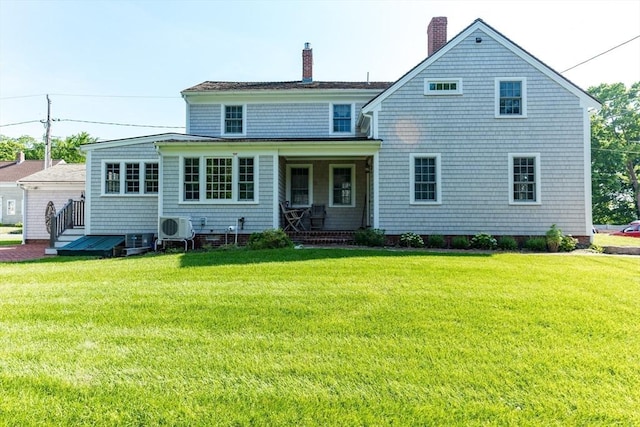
top-left (0, 132), bottom-right (95, 164)
top-left (1, 82), bottom-right (638, 223)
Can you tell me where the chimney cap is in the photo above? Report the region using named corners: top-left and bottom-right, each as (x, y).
top-left (304, 42), bottom-right (311, 49)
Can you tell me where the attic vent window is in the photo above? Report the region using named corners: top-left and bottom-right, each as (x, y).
top-left (424, 78), bottom-right (462, 95)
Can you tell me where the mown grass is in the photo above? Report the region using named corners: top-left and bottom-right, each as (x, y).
top-left (1, 249), bottom-right (639, 425)
top-left (0, 226), bottom-right (22, 246)
top-left (594, 232), bottom-right (640, 247)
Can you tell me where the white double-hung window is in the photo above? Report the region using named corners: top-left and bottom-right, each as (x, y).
top-left (509, 153), bottom-right (540, 204)
top-left (495, 78), bottom-right (527, 118)
top-left (410, 154), bottom-right (441, 204)
top-left (103, 161), bottom-right (159, 195)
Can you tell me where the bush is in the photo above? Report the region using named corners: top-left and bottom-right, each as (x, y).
top-left (247, 229), bottom-right (293, 250)
top-left (497, 236), bottom-right (518, 251)
top-left (545, 224), bottom-right (564, 252)
top-left (559, 235), bottom-right (578, 252)
top-left (451, 236), bottom-right (470, 249)
top-left (354, 228), bottom-right (386, 247)
top-left (399, 232), bottom-right (424, 248)
top-left (426, 234), bottom-right (445, 249)
top-left (470, 233), bottom-right (497, 250)
top-left (524, 237), bottom-right (547, 252)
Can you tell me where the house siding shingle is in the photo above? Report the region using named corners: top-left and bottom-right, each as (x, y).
top-left (376, 28), bottom-right (588, 236)
top-left (88, 142), bottom-right (159, 235)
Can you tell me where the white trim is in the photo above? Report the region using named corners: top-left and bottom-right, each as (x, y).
top-left (84, 151), bottom-right (92, 234)
top-left (272, 154), bottom-right (279, 229)
top-left (424, 78), bottom-right (463, 95)
top-left (508, 153), bottom-right (541, 205)
top-left (372, 152), bottom-right (380, 228)
top-left (583, 109), bottom-right (594, 242)
top-left (410, 154), bottom-right (442, 205)
top-left (221, 104), bottom-right (247, 137)
top-left (285, 164), bottom-right (313, 207)
top-left (495, 77), bottom-right (528, 118)
top-left (330, 103), bottom-right (356, 135)
top-left (329, 164), bottom-right (356, 207)
top-left (81, 133), bottom-right (214, 152)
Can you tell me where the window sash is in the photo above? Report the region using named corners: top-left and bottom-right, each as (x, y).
top-left (499, 81), bottom-right (522, 115)
top-left (238, 158), bottom-right (254, 201)
top-left (125, 163), bottom-right (140, 194)
top-left (184, 158), bottom-right (200, 201)
top-left (332, 104), bottom-right (352, 133)
top-left (410, 154), bottom-right (441, 204)
top-left (144, 163), bottom-right (159, 194)
top-left (512, 157), bottom-right (536, 201)
top-left (332, 167), bottom-right (353, 205)
top-left (105, 163), bottom-right (120, 194)
top-left (206, 158), bottom-right (233, 200)
top-left (290, 167), bottom-right (310, 206)
top-left (225, 105), bottom-right (243, 134)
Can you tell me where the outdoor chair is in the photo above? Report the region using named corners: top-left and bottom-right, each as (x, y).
top-left (280, 201), bottom-right (307, 232)
top-left (309, 204), bottom-right (326, 230)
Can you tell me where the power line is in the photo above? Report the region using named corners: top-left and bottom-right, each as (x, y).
top-left (562, 35), bottom-right (640, 73)
top-left (0, 120), bottom-right (42, 127)
top-left (0, 93), bottom-right (181, 101)
top-left (58, 118), bottom-right (185, 129)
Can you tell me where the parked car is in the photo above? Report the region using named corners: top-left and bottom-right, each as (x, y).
top-left (612, 220), bottom-right (640, 238)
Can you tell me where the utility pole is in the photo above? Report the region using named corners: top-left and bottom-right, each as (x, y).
top-left (44, 94), bottom-right (52, 169)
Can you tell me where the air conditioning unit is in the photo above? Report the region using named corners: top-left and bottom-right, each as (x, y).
top-left (158, 216), bottom-right (193, 240)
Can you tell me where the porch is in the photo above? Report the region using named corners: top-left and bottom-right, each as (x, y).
top-left (279, 156), bottom-right (374, 232)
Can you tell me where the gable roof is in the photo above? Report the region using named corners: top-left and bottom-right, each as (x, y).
top-left (362, 18), bottom-right (601, 113)
top-left (183, 81), bottom-right (393, 93)
top-left (18, 163), bottom-right (85, 184)
top-left (0, 159), bottom-right (65, 183)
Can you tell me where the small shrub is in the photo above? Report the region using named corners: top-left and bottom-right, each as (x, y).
top-left (451, 236), bottom-right (470, 249)
top-left (497, 236), bottom-right (518, 251)
top-left (524, 237), bottom-right (547, 252)
top-left (354, 228), bottom-right (386, 247)
top-left (247, 228), bottom-right (293, 250)
top-left (470, 233), bottom-right (497, 250)
top-left (545, 224), bottom-right (563, 252)
top-left (399, 232), bottom-right (424, 248)
top-left (559, 235), bottom-right (578, 252)
top-left (426, 234), bottom-right (445, 249)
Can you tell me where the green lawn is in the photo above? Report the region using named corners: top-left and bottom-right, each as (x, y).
top-left (1, 249), bottom-right (639, 425)
top-left (0, 226), bottom-right (22, 246)
top-left (594, 232), bottom-right (640, 247)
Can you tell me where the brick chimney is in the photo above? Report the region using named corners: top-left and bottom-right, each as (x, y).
top-left (16, 151), bottom-right (25, 164)
top-left (302, 42), bottom-right (313, 83)
top-left (427, 17), bottom-right (447, 56)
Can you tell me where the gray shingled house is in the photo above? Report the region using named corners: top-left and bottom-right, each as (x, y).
top-left (79, 18), bottom-right (600, 247)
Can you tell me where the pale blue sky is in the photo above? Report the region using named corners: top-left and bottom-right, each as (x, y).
top-left (1, 0), bottom-right (639, 141)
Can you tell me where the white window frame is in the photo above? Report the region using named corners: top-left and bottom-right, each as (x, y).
top-left (179, 155), bottom-right (258, 204)
top-left (101, 160), bottom-right (159, 196)
top-left (286, 164), bottom-right (313, 208)
top-left (424, 78), bottom-right (463, 95)
top-left (509, 153), bottom-right (541, 205)
top-left (329, 164), bottom-right (356, 207)
top-left (6, 199), bottom-right (16, 216)
top-left (410, 154), bottom-right (442, 205)
top-left (221, 104), bottom-right (247, 136)
top-left (330, 103), bottom-right (355, 135)
top-left (495, 77), bottom-right (527, 118)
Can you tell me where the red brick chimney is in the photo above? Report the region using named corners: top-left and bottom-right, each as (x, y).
top-left (427, 17), bottom-right (448, 56)
top-left (302, 42), bottom-right (313, 83)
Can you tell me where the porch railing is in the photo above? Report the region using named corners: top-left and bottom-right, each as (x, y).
top-left (50, 199), bottom-right (85, 247)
